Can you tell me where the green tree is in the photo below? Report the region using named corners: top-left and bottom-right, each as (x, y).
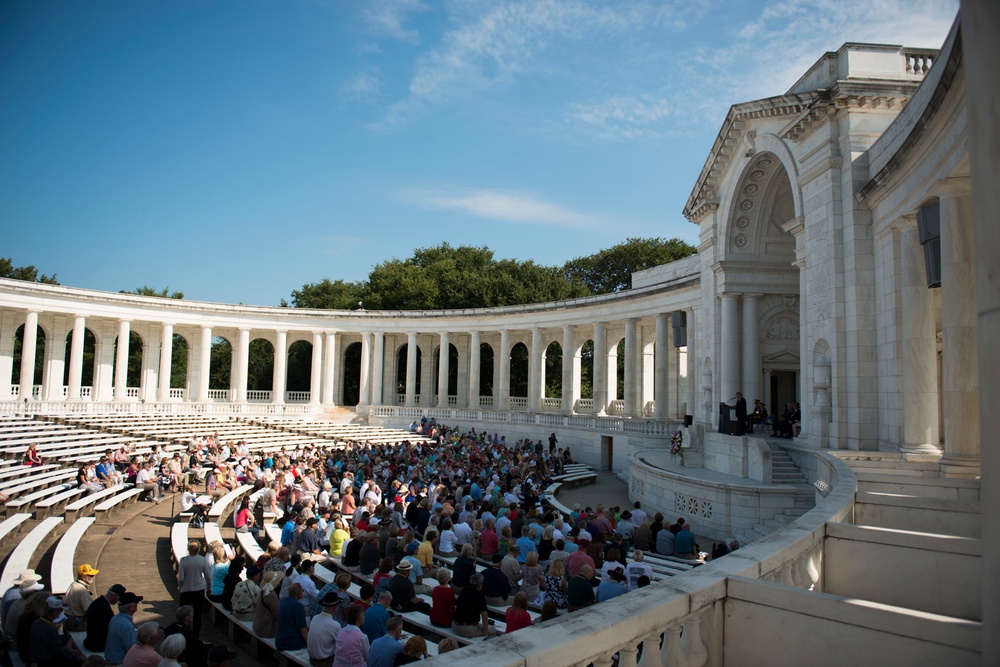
top-left (563, 237), bottom-right (697, 294)
top-left (0, 258), bottom-right (58, 284)
top-left (286, 242), bottom-right (591, 311)
top-left (286, 279), bottom-right (366, 310)
top-left (121, 286), bottom-right (184, 299)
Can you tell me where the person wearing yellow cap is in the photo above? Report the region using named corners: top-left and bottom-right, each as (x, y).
top-left (64, 564), bottom-right (99, 631)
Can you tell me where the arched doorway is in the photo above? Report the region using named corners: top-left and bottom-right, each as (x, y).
top-left (247, 338), bottom-right (275, 400)
top-left (286, 339), bottom-right (313, 401)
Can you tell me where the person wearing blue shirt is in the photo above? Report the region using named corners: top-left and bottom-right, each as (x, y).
top-left (275, 584), bottom-right (308, 650)
top-left (361, 591), bottom-right (392, 643)
top-left (367, 617), bottom-right (404, 667)
top-left (596, 569), bottom-right (629, 603)
top-left (280, 517), bottom-right (296, 547)
top-left (105, 591), bottom-right (142, 665)
top-left (514, 527), bottom-right (537, 564)
top-left (470, 482), bottom-right (483, 502)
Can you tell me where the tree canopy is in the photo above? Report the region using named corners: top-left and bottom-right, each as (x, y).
top-left (288, 238), bottom-right (692, 311)
top-left (0, 258), bottom-right (58, 284)
top-left (121, 285), bottom-right (185, 299)
top-left (562, 237), bottom-right (697, 294)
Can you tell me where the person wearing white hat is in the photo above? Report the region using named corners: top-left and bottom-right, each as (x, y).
top-left (63, 564), bottom-right (99, 631)
top-left (2, 570), bottom-right (42, 623)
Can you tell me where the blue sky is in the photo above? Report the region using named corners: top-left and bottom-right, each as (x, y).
top-left (1, 0), bottom-right (957, 306)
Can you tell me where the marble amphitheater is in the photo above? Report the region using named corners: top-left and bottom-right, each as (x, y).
top-left (1, 7), bottom-right (997, 667)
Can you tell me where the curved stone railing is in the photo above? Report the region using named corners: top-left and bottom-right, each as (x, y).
top-left (369, 405), bottom-right (680, 438)
top-left (417, 449), bottom-right (856, 667)
top-left (0, 399), bottom-right (315, 417)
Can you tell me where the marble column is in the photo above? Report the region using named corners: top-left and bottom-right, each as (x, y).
top-left (368, 332), bottom-right (382, 406)
top-left (529, 329), bottom-right (543, 411)
top-left (323, 332), bottom-right (337, 405)
top-left (468, 331), bottom-right (481, 409)
top-left (593, 322), bottom-right (607, 415)
top-left (655, 314), bottom-right (669, 419)
top-left (67, 316), bottom-right (86, 400)
top-left (0, 313), bottom-right (14, 399)
top-left (113, 320), bottom-right (131, 401)
top-left (741, 294), bottom-right (761, 402)
top-left (157, 322), bottom-right (173, 402)
top-left (623, 318), bottom-right (638, 416)
top-left (197, 326), bottom-right (212, 402)
top-left (310, 331), bottom-right (324, 405)
top-left (41, 318), bottom-right (65, 401)
top-left (938, 181), bottom-right (979, 477)
top-left (419, 338), bottom-right (434, 404)
top-left (498, 330), bottom-right (511, 410)
top-left (18, 311), bottom-right (39, 399)
top-left (405, 333), bottom-right (417, 406)
top-left (437, 332), bottom-right (450, 408)
top-left (562, 326), bottom-right (575, 414)
top-left (898, 219), bottom-right (941, 457)
top-left (357, 333), bottom-right (371, 409)
top-left (272, 331), bottom-right (287, 404)
top-left (961, 2), bottom-right (1000, 657)
top-left (235, 329), bottom-right (250, 403)
top-left (720, 294), bottom-right (740, 404)
top-left (140, 325), bottom-right (158, 402)
top-left (686, 308), bottom-right (697, 420)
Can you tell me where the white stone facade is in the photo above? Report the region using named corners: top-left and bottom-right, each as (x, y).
top-left (1, 9), bottom-right (996, 664)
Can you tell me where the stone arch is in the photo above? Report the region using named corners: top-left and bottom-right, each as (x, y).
top-left (613, 338), bottom-right (625, 400)
top-left (725, 151), bottom-right (797, 261)
top-left (510, 342), bottom-right (529, 398)
top-left (286, 339), bottom-right (313, 393)
top-left (478, 343), bottom-right (495, 397)
top-left (751, 132), bottom-right (803, 216)
top-left (209, 336), bottom-right (232, 391)
top-left (342, 341), bottom-right (362, 406)
top-left (579, 339), bottom-right (594, 399)
top-left (170, 333), bottom-right (189, 390)
top-left (247, 338), bottom-right (274, 391)
top-left (544, 340), bottom-right (562, 398)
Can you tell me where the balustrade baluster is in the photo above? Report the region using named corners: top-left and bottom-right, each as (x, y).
top-left (591, 651), bottom-right (616, 667)
top-left (684, 616), bottom-right (708, 667)
top-left (662, 625), bottom-right (688, 667)
top-left (637, 632), bottom-right (662, 667)
top-left (618, 644), bottom-right (640, 667)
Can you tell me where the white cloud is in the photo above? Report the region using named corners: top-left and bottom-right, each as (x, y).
top-left (361, 0), bottom-right (430, 44)
top-left (384, 0), bottom-right (688, 124)
top-left (341, 71), bottom-right (382, 103)
top-left (403, 187), bottom-right (601, 228)
top-left (567, 95), bottom-right (674, 139)
top-left (694, 0), bottom-right (959, 106)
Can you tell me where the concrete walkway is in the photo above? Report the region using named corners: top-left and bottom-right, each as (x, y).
top-left (72, 494), bottom-right (268, 667)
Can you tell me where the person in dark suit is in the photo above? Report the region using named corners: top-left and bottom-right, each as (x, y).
top-left (734, 392), bottom-right (748, 435)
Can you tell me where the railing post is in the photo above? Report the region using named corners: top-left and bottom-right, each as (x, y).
top-left (662, 625), bottom-right (688, 667)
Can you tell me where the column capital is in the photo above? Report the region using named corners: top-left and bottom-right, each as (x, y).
top-left (781, 215), bottom-right (805, 236)
top-left (892, 213), bottom-right (919, 231)
top-left (932, 176), bottom-right (972, 200)
top-left (719, 292), bottom-right (742, 301)
top-left (742, 292), bottom-right (760, 302)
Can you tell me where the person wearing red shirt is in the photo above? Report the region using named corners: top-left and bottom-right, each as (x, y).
top-left (429, 569), bottom-right (455, 628)
top-left (504, 592), bottom-right (533, 633)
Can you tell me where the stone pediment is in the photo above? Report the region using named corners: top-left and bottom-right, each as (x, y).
top-left (762, 351), bottom-right (800, 364)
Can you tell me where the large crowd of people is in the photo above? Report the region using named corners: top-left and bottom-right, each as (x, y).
top-left (0, 416), bottom-right (730, 667)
